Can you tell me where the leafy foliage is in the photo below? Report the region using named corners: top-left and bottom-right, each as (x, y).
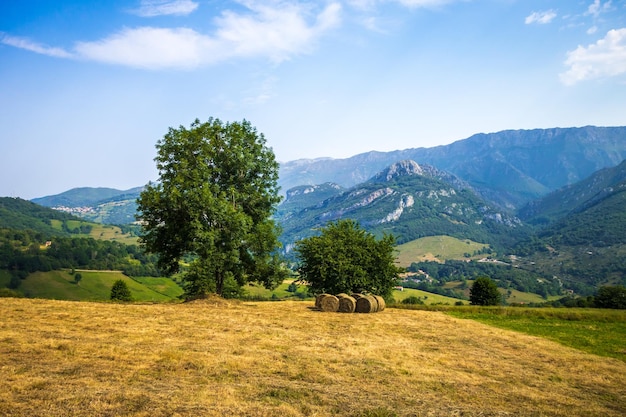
top-left (0, 197), bottom-right (82, 236)
top-left (295, 219), bottom-right (402, 298)
top-left (137, 118), bottom-right (285, 297)
top-left (594, 285), bottom-right (626, 309)
top-left (0, 228), bottom-right (161, 277)
top-left (407, 259), bottom-right (562, 297)
top-left (469, 276), bottom-right (502, 306)
top-left (110, 279), bottom-right (132, 302)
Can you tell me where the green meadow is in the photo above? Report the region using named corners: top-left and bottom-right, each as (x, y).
top-left (397, 305), bottom-right (626, 362)
top-left (18, 270), bottom-right (182, 302)
top-left (395, 235), bottom-right (490, 266)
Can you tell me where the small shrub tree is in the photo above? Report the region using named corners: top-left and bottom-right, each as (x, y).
top-left (295, 219), bottom-right (402, 298)
top-left (594, 285), bottom-right (626, 309)
top-left (469, 276), bottom-right (502, 306)
top-left (402, 296), bottom-right (424, 305)
top-left (110, 279), bottom-right (133, 302)
top-left (74, 273), bottom-right (82, 284)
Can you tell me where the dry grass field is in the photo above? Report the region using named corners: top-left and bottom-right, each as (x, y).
top-left (1, 297), bottom-right (625, 417)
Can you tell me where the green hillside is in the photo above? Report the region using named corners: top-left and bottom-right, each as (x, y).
top-left (0, 197), bottom-right (80, 236)
top-left (18, 270), bottom-right (182, 302)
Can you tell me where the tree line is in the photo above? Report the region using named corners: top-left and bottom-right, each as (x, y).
top-left (0, 228), bottom-right (161, 291)
top-left (407, 259), bottom-right (562, 298)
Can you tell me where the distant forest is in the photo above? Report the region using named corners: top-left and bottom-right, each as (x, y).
top-left (0, 228), bottom-right (161, 290)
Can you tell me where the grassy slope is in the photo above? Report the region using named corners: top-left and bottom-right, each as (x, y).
top-left (395, 235), bottom-right (489, 267)
top-left (0, 298), bottom-right (624, 417)
top-left (445, 306), bottom-right (626, 362)
top-left (19, 270), bottom-right (181, 302)
top-left (391, 287), bottom-right (462, 305)
top-left (49, 219), bottom-right (138, 245)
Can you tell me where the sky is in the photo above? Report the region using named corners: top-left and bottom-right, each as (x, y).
top-left (1, 0), bottom-right (626, 199)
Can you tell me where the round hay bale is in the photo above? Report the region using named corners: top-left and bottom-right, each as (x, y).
top-left (355, 295), bottom-right (378, 313)
top-left (337, 295), bottom-right (356, 313)
top-left (351, 293), bottom-right (364, 300)
top-left (336, 293), bottom-right (349, 299)
top-left (373, 295), bottom-right (386, 312)
top-left (318, 294), bottom-right (339, 312)
top-left (315, 293), bottom-right (330, 309)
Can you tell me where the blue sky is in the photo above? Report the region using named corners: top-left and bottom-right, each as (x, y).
top-left (1, 0), bottom-right (625, 199)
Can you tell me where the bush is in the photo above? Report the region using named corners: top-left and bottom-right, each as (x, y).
top-left (469, 276), bottom-right (502, 306)
top-left (594, 285), bottom-right (626, 309)
top-left (0, 288), bottom-right (24, 298)
top-left (110, 279), bottom-right (133, 302)
top-left (402, 296), bottom-right (424, 305)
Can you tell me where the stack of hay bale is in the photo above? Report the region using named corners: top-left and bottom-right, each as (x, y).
top-left (315, 293), bottom-right (386, 313)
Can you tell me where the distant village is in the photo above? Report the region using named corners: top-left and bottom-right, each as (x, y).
top-left (53, 206), bottom-right (95, 215)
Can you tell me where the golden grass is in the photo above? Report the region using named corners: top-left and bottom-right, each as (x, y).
top-left (395, 236), bottom-right (489, 267)
top-left (1, 298), bottom-right (625, 417)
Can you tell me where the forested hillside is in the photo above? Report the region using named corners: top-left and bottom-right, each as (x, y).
top-left (0, 198), bottom-right (162, 298)
top-left (277, 160), bottom-right (529, 254)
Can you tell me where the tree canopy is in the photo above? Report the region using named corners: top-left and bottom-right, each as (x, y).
top-left (469, 276), bottom-right (502, 306)
top-left (110, 279), bottom-right (132, 302)
top-left (137, 117), bottom-right (285, 297)
top-left (295, 219), bottom-right (401, 298)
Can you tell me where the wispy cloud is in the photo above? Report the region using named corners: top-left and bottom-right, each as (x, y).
top-left (391, 0), bottom-right (457, 7)
top-left (2, 2), bottom-right (342, 70)
top-left (212, 2), bottom-right (341, 62)
top-left (525, 10), bottom-right (557, 25)
top-left (347, 0), bottom-right (459, 10)
top-left (74, 27), bottom-right (210, 69)
top-left (0, 32), bottom-right (73, 58)
top-left (130, 0), bottom-right (199, 17)
top-left (585, 0), bottom-right (612, 18)
top-left (560, 28), bottom-right (626, 85)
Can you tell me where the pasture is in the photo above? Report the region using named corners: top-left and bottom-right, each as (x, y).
top-left (18, 270), bottom-right (180, 302)
top-left (394, 235), bottom-right (489, 266)
top-left (1, 298), bottom-right (624, 416)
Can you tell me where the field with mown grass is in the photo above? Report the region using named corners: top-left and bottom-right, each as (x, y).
top-left (395, 235), bottom-right (489, 266)
top-left (49, 219), bottom-right (138, 245)
top-left (1, 298), bottom-right (625, 417)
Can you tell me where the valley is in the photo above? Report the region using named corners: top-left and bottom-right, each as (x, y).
top-left (2, 126), bottom-right (626, 303)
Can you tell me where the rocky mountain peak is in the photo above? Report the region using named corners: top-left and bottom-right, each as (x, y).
top-left (374, 160), bottom-right (424, 182)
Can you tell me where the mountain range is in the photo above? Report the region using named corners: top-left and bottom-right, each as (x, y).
top-left (18, 125), bottom-right (626, 292)
top-left (279, 126), bottom-right (626, 210)
top-left (31, 126), bottom-right (626, 221)
top-left (276, 159), bottom-right (527, 254)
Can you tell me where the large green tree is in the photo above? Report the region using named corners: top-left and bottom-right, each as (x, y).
top-left (137, 118), bottom-right (285, 297)
top-left (469, 276), bottom-right (502, 306)
top-left (295, 219), bottom-right (401, 298)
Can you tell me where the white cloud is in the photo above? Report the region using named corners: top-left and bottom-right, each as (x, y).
top-left (74, 27), bottom-right (211, 69)
top-left (3, 2), bottom-right (342, 70)
top-left (585, 0), bottom-right (612, 18)
top-left (348, 0), bottom-right (458, 9)
top-left (587, 25), bottom-right (598, 35)
top-left (525, 10), bottom-right (557, 25)
top-left (213, 2), bottom-right (341, 62)
top-left (560, 28), bottom-right (626, 85)
top-left (131, 0), bottom-right (199, 17)
top-left (0, 32), bottom-right (73, 58)
top-left (391, 0), bottom-right (456, 7)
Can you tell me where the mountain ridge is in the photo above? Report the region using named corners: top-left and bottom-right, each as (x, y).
top-left (279, 126), bottom-right (626, 209)
top-left (26, 126), bottom-right (626, 227)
